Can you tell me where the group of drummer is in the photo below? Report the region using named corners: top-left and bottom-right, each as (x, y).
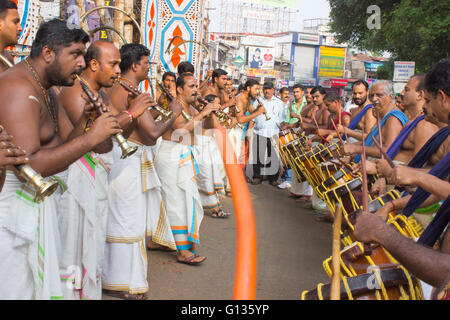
top-left (271, 62), bottom-right (449, 300)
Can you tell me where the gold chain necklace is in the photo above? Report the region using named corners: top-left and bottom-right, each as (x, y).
top-left (24, 58), bottom-right (58, 133)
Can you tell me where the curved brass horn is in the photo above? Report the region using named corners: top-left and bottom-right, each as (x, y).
top-left (87, 26), bottom-right (128, 44)
top-left (165, 35), bottom-right (187, 55)
top-left (79, 5), bottom-right (143, 44)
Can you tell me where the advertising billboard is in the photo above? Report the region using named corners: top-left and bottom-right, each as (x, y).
top-left (248, 46), bottom-right (275, 70)
top-left (318, 46), bottom-right (346, 78)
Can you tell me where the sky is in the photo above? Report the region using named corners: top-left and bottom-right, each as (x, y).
top-left (208, 0), bottom-right (331, 33)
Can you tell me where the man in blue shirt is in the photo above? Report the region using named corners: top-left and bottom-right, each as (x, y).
top-left (250, 81), bottom-right (284, 186)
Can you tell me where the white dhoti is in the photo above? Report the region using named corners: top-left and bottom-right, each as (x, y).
top-left (228, 126), bottom-right (243, 161)
top-left (57, 152), bottom-right (109, 300)
top-left (0, 172), bottom-right (63, 300)
top-left (225, 126), bottom-right (245, 191)
top-left (290, 178), bottom-right (313, 197)
top-left (102, 141), bottom-right (175, 295)
top-left (196, 135), bottom-right (225, 211)
top-left (154, 139), bottom-right (203, 253)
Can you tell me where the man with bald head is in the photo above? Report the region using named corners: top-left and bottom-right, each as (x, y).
top-left (57, 40), bottom-right (153, 299)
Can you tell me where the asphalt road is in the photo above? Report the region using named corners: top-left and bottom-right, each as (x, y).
top-left (104, 180), bottom-right (333, 300)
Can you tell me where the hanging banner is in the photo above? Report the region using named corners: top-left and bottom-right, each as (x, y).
top-left (318, 46), bottom-right (345, 78)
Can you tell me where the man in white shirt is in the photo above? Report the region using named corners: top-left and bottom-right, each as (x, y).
top-left (250, 81), bottom-right (284, 186)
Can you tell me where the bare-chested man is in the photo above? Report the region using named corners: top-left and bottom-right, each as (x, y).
top-left (0, 0), bottom-right (20, 72)
top-left (0, 1), bottom-right (27, 189)
top-left (233, 79), bottom-right (266, 168)
top-left (102, 43), bottom-right (182, 300)
top-left (0, 19), bottom-right (121, 299)
top-left (57, 40), bottom-right (153, 300)
top-left (201, 68), bottom-right (236, 111)
top-left (154, 72), bottom-right (219, 265)
top-left (373, 60), bottom-right (450, 221)
top-left (156, 70), bottom-right (176, 106)
top-left (312, 86), bottom-right (330, 127)
top-left (347, 80), bottom-right (376, 133)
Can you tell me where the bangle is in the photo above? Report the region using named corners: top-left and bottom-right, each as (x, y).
top-left (122, 110), bottom-right (134, 122)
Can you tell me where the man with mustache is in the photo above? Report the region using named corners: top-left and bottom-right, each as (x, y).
top-left (0, 19), bottom-right (121, 299)
top-left (154, 72), bottom-right (220, 265)
top-left (0, 0), bottom-right (21, 72)
top-left (102, 44), bottom-right (181, 300)
top-left (341, 80), bottom-right (409, 162)
top-left (348, 80), bottom-right (376, 134)
top-left (353, 61), bottom-right (450, 299)
top-left (0, 1), bottom-right (29, 189)
top-left (56, 40), bottom-right (153, 299)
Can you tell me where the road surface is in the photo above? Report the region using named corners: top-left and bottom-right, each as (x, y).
top-left (103, 180), bottom-right (333, 300)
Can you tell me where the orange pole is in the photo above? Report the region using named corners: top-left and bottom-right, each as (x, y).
top-left (214, 125), bottom-right (257, 300)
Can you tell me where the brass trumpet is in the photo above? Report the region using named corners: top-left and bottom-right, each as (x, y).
top-left (229, 94), bottom-right (241, 114)
top-left (256, 97), bottom-right (271, 121)
top-left (77, 75), bottom-right (138, 159)
top-left (0, 55), bottom-right (59, 203)
top-left (156, 80), bottom-right (193, 121)
top-left (117, 77), bottom-right (173, 122)
top-left (196, 96), bottom-right (231, 125)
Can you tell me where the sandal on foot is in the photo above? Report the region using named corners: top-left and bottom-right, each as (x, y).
top-left (147, 245), bottom-right (176, 252)
top-left (103, 290), bottom-right (148, 300)
top-left (211, 209), bottom-right (230, 218)
top-left (177, 254), bottom-right (206, 266)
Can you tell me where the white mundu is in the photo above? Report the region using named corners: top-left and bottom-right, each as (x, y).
top-left (57, 152), bottom-right (110, 300)
top-left (228, 126), bottom-right (243, 161)
top-left (154, 139), bottom-right (203, 253)
top-left (102, 141), bottom-right (175, 295)
top-left (0, 171), bottom-right (63, 300)
top-left (196, 134), bottom-right (225, 212)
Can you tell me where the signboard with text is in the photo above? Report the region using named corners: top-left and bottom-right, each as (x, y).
top-left (331, 79), bottom-right (349, 87)
top-left (247, 68), bottom-right (277, 78)
top-left (318, 46), bottom-right (346, 78)
top-left (393, 61), bottom-right (415, 82)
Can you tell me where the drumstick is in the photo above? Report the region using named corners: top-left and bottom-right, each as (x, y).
top-left (312, 113), bottom-right (327, 142)
top-left (331, 118), bottom-right (345, 147)
top-left (331, 203), bottom-right (343, 300)
top-left (374, 107), bottom-right (384, 159)
top-left (361, 124), bottom-right (370, 213)
top-left (372, 138), bottom-right (415, 194)
top-left (372, 138), bottom-right (396, 168)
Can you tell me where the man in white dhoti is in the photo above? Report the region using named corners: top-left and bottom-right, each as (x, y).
top-left (0, 19), bottom-right (121, 299)
top-left (101, 44), bottom-right (182, 300)
top-left (57, 41), bottom-right (153, 300)
top-left (155, 72), bottom-right (220, 265)
top-left (196, 94), bottom-right (229, 218)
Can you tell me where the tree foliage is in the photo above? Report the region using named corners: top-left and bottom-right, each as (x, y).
top-left (328, 0), bottom-right (450, 72)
